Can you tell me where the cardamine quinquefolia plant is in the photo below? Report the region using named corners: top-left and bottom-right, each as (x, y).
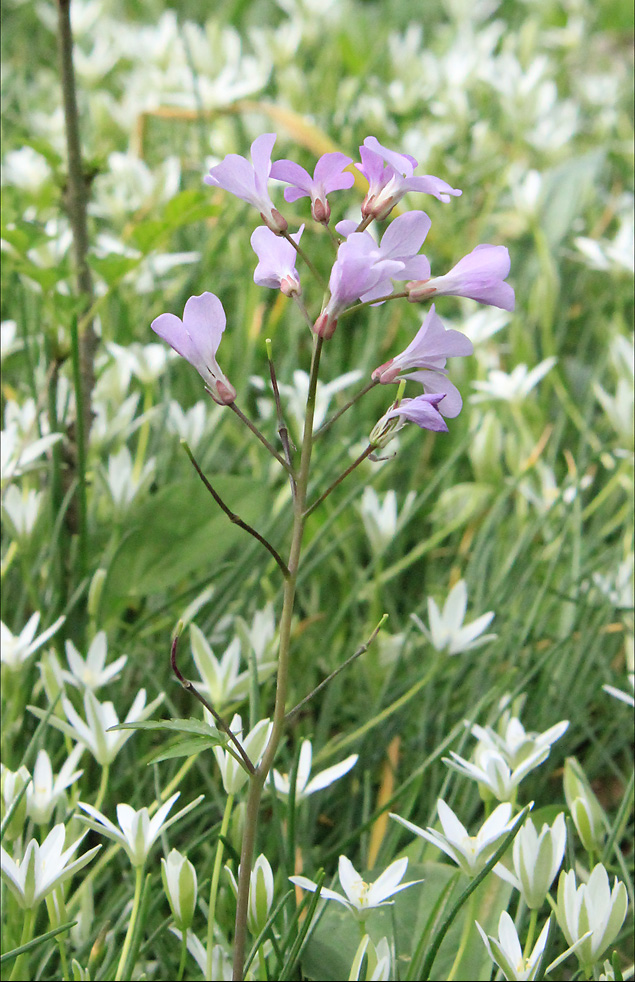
top-left (150, 132), bottom-right (514, 981)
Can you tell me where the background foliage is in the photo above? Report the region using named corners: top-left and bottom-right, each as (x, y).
top-left (1, 0), bottom-right (633, 978)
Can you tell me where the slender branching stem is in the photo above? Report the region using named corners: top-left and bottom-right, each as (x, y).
top-left (181, 441), bottom-right (290, 578)
top-left (285, 615), bottom-right (388, 722)
top-left (231, 336), bottom-right (324, 981)
top-left (340, 291), bottom-right (409, 318)
top-left (325, 223), bottom-right (342, 251)
top-left (315, 379), bottom-right (379, 440)
top-left (292, 293), bottom-right (316, 332)
top-left (355, 216), bottom-right (374, 233)
top-left (170, 636), bottom-right (255, 775)
top-left (281, 230), bottom-right (327, 289)
top-left (266, 339), bottom-right (296, 493)
top-left (304, 444), bottom-right (374, 518)
top-left (227, 401), bottom-right (293, 473)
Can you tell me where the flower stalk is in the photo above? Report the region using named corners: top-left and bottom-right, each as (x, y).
top-left (144, 130), bottom-right (516, 981)
top-left (304, 444), bottom-right (375, 518)
top-left (9, 908), bottom-right (35, 982)
top-left (231, 335), bottom-right (323, 980)
top-left (265, 339), bottom-right (296, 486)
top-left (115, 865), bottom-right (144, 981)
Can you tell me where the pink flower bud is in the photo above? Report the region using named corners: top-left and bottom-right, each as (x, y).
top-left (311, 196), bottom-right (330, 225)
top-left (313, 311), bottom-right (338, 340)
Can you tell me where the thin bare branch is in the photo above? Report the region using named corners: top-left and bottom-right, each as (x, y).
top-left (170, 635), bottom-right (255, 774)
top-left (181, 441), bottom-right (290, 579)
top-left (227, 401), bottom-right (293, 473)
top-left (285, 616), bottom-right (388, 722)
top-left (304, 444), bottom-right (374, 518)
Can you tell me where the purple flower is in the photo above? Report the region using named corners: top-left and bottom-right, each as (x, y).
top-left (270, 152), bottom-right (354, 224)
top-left (204, 134), bottom-right (287, 234)
top-left (407, 245), bottom-right (515, 311)
top-left (370, 393), bottom-right (448, 449)
top-left (387, 394), bottom-right (449, 432)
top-left (372, 305), bottom-right (473, 417)
top-left (336, 211), bottom-right (431, 302)
top-left (356, 136), bottom-right (461, 221)
top-left (251, 224), bottom-right (304, 296)
top-left (151, 293), bottom-right (236, 405)
top-left (315, 233), bottom-right (405, 339)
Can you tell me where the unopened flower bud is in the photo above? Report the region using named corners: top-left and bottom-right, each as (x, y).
top-left (494, 813), bottom-right (566, 909)
top-left (226, 853), bottom-right (274, 935)
top-left (87, 568), bottom-right (106, 622)
top-left (313, 311), bottom-right (338, 340)
top-left (261, 208), bottom-right (288, 235)
top-left (38, 649), bottom-right (65, 706)
top-left (563, 757), bottom-right (607, 853)
top-left (350, 935), bottom-right (392, 980)
top-left (372, 358), bottom-right (399, 384)
top-left (361, 189), bottom-right (398, 223)
top-left (209, 378), bottom-right (237, 406)
top-left (406, 278), bottom-right (435, 302)
top-left (504, 430), bottom-right (525, 475)
top-left (161, 849), bottom-right (197, 931)
top-left (556, 865), bottom-right (628, 970)
top-left (1, 765), bottom-right (31, 840)
top-left (311, 195), bottom-right (330, 225)
top-left (71, 957), bottom-right (90, 981)
top-left (279, 273), bottom-right (301, 298)
top-left (71, 879), bottom-right (94, 949)
top-left (369, 406), bottom-right (407, 451)
top-left (248, 854), bottom-right (274, 934)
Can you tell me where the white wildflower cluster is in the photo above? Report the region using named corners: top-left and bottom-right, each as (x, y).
top-left (388, 695), bottom-right (628, 981)
top-left (1, 613), bottom-right (204, 980)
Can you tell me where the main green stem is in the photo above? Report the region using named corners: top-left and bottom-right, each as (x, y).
top-left (231, 336), bottom-right (323, 981)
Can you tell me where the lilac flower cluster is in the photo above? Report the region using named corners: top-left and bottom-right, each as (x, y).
top-left (152, 133), bottom-right (514, 436)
